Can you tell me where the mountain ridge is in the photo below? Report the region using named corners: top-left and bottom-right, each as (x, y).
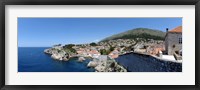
top-left (100, 28), bottom-right (166, 42)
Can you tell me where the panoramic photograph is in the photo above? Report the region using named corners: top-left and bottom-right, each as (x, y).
top-left (18, 18), bottom-right (182, 72)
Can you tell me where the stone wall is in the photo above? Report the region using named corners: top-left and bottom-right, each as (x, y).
top-left (115, 53), bottom-right (182, 72)
top-left (165, 33), bottom-right (182, 55)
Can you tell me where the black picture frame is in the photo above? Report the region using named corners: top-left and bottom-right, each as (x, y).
top-left (0, 0), bottom-right (199, 90)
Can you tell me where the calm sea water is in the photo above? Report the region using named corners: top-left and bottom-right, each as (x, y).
top-left (18, 47), bottom-right (95, 72)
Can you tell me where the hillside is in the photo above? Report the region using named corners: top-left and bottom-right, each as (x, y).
top-left (100, 28), bottom-right (166, 42)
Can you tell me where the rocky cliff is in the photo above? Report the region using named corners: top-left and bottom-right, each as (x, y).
top-left (44, 47), bottom-right (69, 61)
top-left (87, 56), bottom-right (127, 72)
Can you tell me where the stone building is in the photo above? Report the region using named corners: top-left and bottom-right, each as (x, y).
top-left (165, 26), bottom-right (182, 55)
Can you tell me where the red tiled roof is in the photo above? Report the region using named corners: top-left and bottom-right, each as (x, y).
top-left (168, 26), bottom-right (182, 33)
top-left (89, 50), bottom-right (100, 54)
top-left (109, 54), bottom-right (119, 59)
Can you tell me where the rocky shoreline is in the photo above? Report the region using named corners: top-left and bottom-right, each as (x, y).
top-left (44, 47), bottom-right (127, 72)
top-left (87, 56), bottom-right (127, 72)
top-left (44, 48), bottom-right (69, 61)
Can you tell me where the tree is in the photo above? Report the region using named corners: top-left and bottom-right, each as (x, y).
top-left (109, 46), bottom-right (115, 52)
top-left (63, 44), bottom-right (76, 53)
top-left (100, 49), bottom-right (112, 55)
top-left (100, 49), bottom-right (106, 55)
top-left (90, 42), bottom-right (97, 46)
top-left (63, 44), bottom-right (75, 48)
top-left (53, 44), bottom-right (62, 47)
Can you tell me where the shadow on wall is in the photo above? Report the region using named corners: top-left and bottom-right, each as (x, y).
top-left (115, 53), bottom-right (182, 72)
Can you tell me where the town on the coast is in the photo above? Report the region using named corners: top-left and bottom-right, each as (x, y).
top-left (44, 26), bottom-right (182, 72)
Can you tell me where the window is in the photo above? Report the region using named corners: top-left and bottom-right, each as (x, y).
top-left (179, 38), bottom-right (182, 44)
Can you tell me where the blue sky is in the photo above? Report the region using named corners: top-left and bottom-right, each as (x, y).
top-left (18, 18), bottom-right (182, 47)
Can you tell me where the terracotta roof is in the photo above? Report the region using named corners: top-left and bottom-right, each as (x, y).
top-left (109, 54), bottom-right (119, 59)
top-left (89, 50), bottom-right (100, 54)
top-left (168, 26), bottom-right (182, 33)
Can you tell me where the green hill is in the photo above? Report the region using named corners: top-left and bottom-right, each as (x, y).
top-left (100, 28), bottom-right (166, 42)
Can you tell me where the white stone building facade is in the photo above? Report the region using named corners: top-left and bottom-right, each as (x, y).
top-left (165, 26), bottom-right (182, 55)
